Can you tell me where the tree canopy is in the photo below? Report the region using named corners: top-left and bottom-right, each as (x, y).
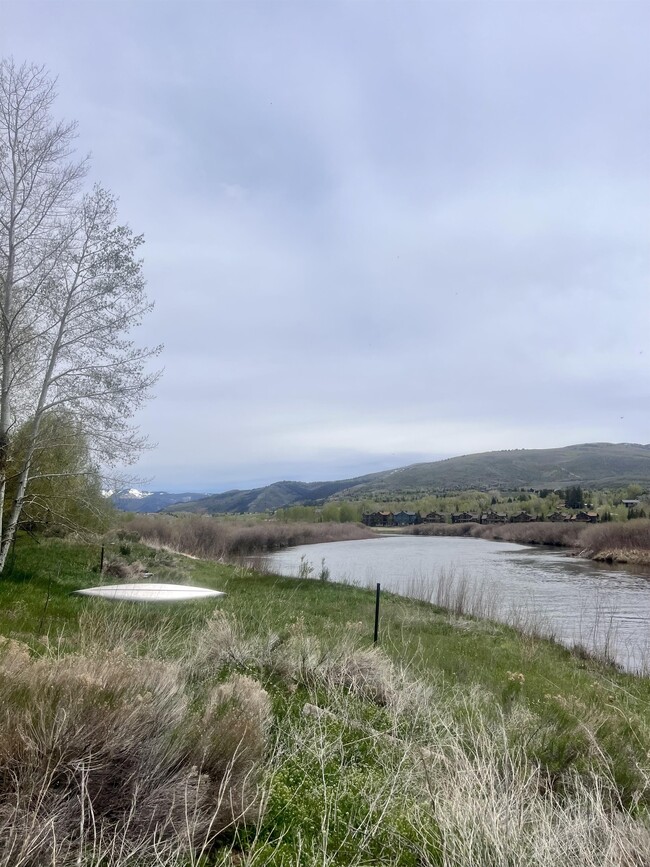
top-left (0, 59), bottom-right (160, 569)
top-left (564, 486), bottom-right (585, 509)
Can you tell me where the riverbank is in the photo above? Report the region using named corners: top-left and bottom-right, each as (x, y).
top-left (115, 514), bottom-right (650, 568)
top-left (409, 518), bottom-right (650, 565)
top-left (590, 547), bottom-right (650, 566)
top-left (121, 513), bottom-right (375, 560)
top-left (2, 536), bottom-right (650, 865)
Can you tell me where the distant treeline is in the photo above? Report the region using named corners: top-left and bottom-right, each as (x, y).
top-left (274, 485), bottom-right (647, 526)
top-left (361, 508), bottom-right (598, 527)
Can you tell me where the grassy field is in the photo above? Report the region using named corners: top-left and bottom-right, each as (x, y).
top-left (2, 534), bottom-right (650, 865)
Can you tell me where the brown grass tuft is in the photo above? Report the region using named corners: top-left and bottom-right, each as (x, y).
top-left (0, 634), bottom-right (271, 865)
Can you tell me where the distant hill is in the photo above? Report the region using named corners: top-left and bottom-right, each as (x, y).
top-left (167, 443), bottom-right (650, 515)
top-left (108, 489), bottom-right (208, 513)
top-left (361, 442), bottom-right (650, 493)
top-left (167, 477), bottom-right (381, 515)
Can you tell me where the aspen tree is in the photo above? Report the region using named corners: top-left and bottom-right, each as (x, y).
top-left (0, 60), bottom-right (160, 570)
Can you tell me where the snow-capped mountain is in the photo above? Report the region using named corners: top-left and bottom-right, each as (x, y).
top-left (106, 489), bottom-right (209, 512)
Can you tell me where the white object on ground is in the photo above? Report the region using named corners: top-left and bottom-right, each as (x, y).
top-left (73, 582), bottom-right (226, 602)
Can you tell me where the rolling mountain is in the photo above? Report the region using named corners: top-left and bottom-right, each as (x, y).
top-left (166, 443), bottom-right (650, 515)
top-left (364, 442), bottom-right (650, 493)
top-left (108, 489), bottom-right (209, 513)
top-left (165, 477), bottom-right (382, 515)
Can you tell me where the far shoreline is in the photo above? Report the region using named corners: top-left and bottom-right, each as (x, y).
top-left (400, 519), bottom-right (650, 568)
top-left (122, 512), bottom-right (650, 569)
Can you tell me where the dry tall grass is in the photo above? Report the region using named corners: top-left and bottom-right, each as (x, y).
top-left (476, 521), bottom-right (586, 546)
top-left (412, 521), bottom-right (585, 547)
top-left (580, 519), bottom-right (650, 558)
top-left (410, 710), bottom-right (650, 867)
top-left (193, 614), bottom-right (650, 866)
top-left (123, 514), bottom-right (374, 561)
top-left (3, 605), bottom-right (650, 865)
top-left (0, 631), bottom-right (271, 867)
top-left (413, 518), bottom-right (650, 559)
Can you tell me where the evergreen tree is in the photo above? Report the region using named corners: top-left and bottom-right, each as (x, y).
top-left (564, 486), bottom-right (584, 509)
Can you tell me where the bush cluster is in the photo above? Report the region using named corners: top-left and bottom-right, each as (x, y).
top-left (580, 518), bottom-right (650, 556)
top-left (191, 611), bottom-right (650, 866)
top-left (0, 634), bottom-right (270, 866)
top-left (122, 514), bottom-right (374, 560)
top-left (412, 521), bottom-right (585, 546)
top-left (412, 518), bottom-right (650, 554)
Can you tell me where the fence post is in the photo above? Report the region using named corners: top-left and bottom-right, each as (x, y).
top-left (374, 582), bottom-right (380, 644)
top-left (99, 545), bottom-right (104, 573)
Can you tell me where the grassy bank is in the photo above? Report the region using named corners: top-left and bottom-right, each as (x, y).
top-left (411, 518), bottom-right (650, 564)
top-left (2, 536), bottom-right (650, 865)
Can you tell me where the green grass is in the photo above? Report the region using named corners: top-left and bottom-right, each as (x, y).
top-left (4, 533), bottom-right (650, 747)
top-left (2, 534), bottom-right (650, 864)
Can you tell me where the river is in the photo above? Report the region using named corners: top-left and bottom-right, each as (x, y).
top-left (265, 535), bottom-right (650, 673)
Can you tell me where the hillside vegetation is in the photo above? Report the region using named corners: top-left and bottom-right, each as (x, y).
top-left (170, 443), bottom-right (650, 515)
top-left (374, 442), bottom-right (650, 491)
top-left (168, 477), bottom-right (379, 515)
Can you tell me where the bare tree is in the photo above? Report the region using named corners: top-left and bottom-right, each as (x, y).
top-left (0, 59), bottom-right (161, 571)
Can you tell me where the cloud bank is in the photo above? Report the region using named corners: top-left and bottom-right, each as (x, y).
top-left (3, 1), bottom-right (649, 490)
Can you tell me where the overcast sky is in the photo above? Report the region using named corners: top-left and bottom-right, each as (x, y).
top-left (3, 1), bottom-right (649, 492)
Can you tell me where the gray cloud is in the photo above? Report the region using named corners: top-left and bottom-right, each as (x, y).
top-left (2, 0), bottom-right (649, 491)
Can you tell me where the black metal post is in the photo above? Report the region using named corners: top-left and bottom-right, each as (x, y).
top-left (374, 582), bottom-right (380, 644)
top-left (100, 545), bottom-right (104, 573)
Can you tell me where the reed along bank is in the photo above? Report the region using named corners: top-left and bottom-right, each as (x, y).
top-left (410, 517), bottom-right (650, 566)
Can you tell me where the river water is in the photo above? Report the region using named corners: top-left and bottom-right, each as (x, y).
top-left (265, 535), bottom-right (650, 673)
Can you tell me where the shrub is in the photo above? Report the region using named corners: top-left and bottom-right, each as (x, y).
top-left (124, 514), bottom-right (374, 562)
top-left (580, 519), bottom-right (650, 557)
top-left (0, 635), bottom-right (270, 865)
top-left (102, 558), bottom-right (149, 581)
top-left (413, 521), bottom-right (586, 547)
